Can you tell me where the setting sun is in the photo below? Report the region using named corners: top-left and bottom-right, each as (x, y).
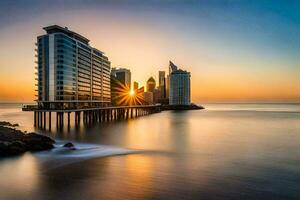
top-left (129, 90), bottom-right (135, 97)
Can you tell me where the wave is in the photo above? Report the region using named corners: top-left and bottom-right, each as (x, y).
top-left (34, 141), bottom-right (141, 170)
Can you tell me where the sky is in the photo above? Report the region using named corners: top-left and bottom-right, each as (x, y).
top-left (0, 0), bottom-right (299, 103)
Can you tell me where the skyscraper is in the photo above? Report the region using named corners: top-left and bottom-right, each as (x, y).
top-left (169, 63), bottom-right (191, 105)
top-left (146, 77), bottom-right (156, 93)
top-left (36, 25), bottom-right (111, 109)
top-left (111, 68), bottom-right (131, 89)
top-left (143, 92), bottom-right (153, 105)
top-left (133, 81), bottom-right (139, 91)
top-left (158, 71), bottom-right (166, 99)
top-left (110, 67), bottom-right (131, 105)
top-left (166, 61), bottom-right (178, 99)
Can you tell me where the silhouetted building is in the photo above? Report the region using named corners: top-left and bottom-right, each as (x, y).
top-left (169, 63), bottom-right (191, 105)
top-left (166, 61), bottom-right (178, 99)
top-left (158, 71), bottom-right (166, 99)
top-left (166, 74), bottom-right (170, 99)
top-left (36, 25), bottom-right (111, 109)
top-left (146, 77), bottom-right (156, 93)
top-left (133, 81), bottom-right (139, 91)
top-left (110, 68), bottom-right (131, 106)
top-left (111, 68), bottom-right (131, 89)
top-left (143, 92), bottom-right (153, 105)
top-left (138, 86), bottom-right (144, 93)
top-left (153, 88), bottom-right (161, 104)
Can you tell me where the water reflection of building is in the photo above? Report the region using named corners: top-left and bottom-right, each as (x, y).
top-left (36, 25), bottom-right (111, 109)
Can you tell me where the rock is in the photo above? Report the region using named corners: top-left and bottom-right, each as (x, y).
top-left (0, 121), bottom-right (19, 127)
top-left (0, 124), bottom-right (55, 156)
top-left (63, 142), bottom-right (74, 148)
top-left (63, 142), bottom-right (76, 150)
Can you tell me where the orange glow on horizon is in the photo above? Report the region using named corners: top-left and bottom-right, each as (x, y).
top-left (0, 15), bottom-right (299, 103)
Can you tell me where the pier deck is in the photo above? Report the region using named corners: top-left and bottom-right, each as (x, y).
top-left (22, 105), bottom-right (161, 130)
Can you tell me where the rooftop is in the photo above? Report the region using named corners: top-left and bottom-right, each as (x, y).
top-left (43, 25), bottom-right (90, 45)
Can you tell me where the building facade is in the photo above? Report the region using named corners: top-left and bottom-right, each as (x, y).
top-left (37, 25), bottom-right (111, 109)
top-left (169, 69), bottom-right (191, 106)
top-left (158, 71), bottom-right (166, 99)
top-left (111, 68), bottom-right (131, 89)
top-left (143, 92), bottom-right (153, 105)
top-left (110, 68), bottom-right (131, 106)
top-left (166, 61), bottom-right (178, 99)
top-left (133, 81), bottom-right (139, 91)
top-left (146, 77), bottom-right (156, 93)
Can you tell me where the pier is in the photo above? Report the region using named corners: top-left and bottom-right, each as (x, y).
top-left (23, 105), bottom-right (161, 130)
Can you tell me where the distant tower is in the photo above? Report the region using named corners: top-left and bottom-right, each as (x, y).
top-left (166, 61), bottom-right (178, 99)
top-left (158, 71), bottom-right (166, 99)
top-left (111, 68), bottom-right (131, 89)
top-left (111, 67), bottom-right (131, 106)
top-left (133, 81), bottom-right (139, 91)
top-left (146, 77), bottom-right (156, 93)
top-left (143, 92), bottom-right (153, 105)
top-left (169, 62), bottom-right (191, 105)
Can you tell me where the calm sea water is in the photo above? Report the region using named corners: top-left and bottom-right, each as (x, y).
top-left (0, 103), bottom-right (300, 200)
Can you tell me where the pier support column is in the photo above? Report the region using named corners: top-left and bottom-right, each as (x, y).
top-left (34, 111), bottom-right (37, 127)
top-left (39, 112), bottom-right (42, 127)
top-left (83, 111), bottom-right (86, 124)
top-left (75, 112), bottom-right (78, 126)
top-left (49, 112), bottom-right (51, 130)
top-left (106, 109), bottom-right (109, 121)
top-left (98, 110), bottom-right (101, 122)
top-left (62, 112), bottom-right (64, 128)
top-left (43, 112), bottom-right (46, 129)
top-left (37, 112), bottom-right (40, 127)
top-left (67, 112), bottom-right (70, 128)
top-left (56, 112), bottom-right (58, 129)
top-left (78, 112), bottom-right (80, 126)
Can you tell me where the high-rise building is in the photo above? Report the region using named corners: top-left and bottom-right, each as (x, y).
top-left (111, 68), bottom-right (131, 89)
top-left (169, 61), bottom-right (178, 74)
top-left (138, 86), bottom-right (144, 93)
top-left (133, 81), bottom-right (139, 91)
top-left (143, 92), bottom-right (153, 105)
top-left (110, 67), bottom-right (131, 106)
top-left (153, 88), bottom-right (161, 104)
top-left (146, 77), bottom-right (156, 93)
top-left (158, 71), bottom-right (166, 99)
top-left (166, 61), bottom-right (178, 98)
top-left (36, 25), bottom-right (111, 109)
top-left (169, 64), bottom-right (191, 105)
top-left (166, 74), bottom-right (170, 98)
top-left (158, 71), bottom-right (165, 86)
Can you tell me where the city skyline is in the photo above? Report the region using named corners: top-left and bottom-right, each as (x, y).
top-left (0, 0), bottom-right (300, 103)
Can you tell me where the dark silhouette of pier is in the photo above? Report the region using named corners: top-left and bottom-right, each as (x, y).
top-left (23, 105), bottom-right (161, 130)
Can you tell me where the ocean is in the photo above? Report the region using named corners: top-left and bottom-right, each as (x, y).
top-left (0, 103), bottom-right (300, 200)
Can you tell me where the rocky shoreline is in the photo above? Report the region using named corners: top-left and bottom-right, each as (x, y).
top-left (0, 121), bottom-right (55, 156)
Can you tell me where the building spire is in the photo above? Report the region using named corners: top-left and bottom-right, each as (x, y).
top-left (169, 60), bottom-right (178, 73)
